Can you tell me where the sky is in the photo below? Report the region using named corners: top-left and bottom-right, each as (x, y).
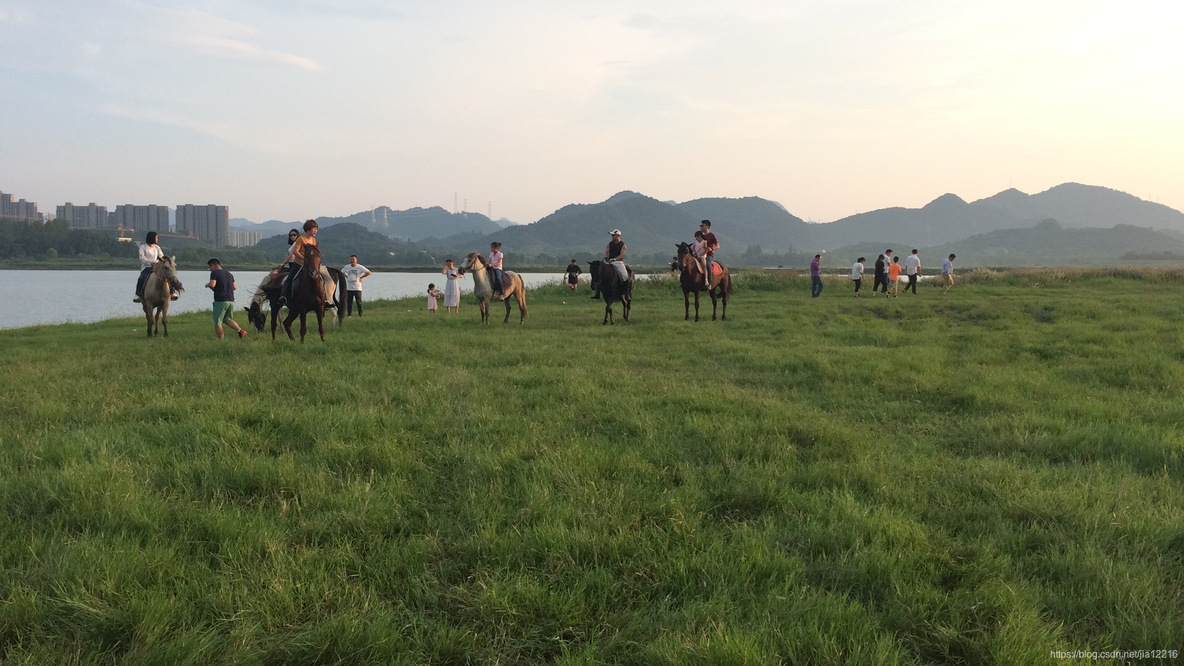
top-left (1, 0), bottom-right (1181, 225)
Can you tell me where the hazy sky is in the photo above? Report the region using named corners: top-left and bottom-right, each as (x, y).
top-left (2, 0), bottom-right (1180, 224)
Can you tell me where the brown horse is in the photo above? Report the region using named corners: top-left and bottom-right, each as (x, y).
top-left (142, 256), bottom-right (183, 337)
top-left (248, 265), bottom-right (346, 339)
top-left (674, 242), bottom-right (731, 321)
top-left (281, 244), bottom-right (329, 342)
top-left (458, 252), bottom-right (528, 324)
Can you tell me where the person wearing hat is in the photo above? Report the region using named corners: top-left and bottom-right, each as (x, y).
top-left (604, 229), bottom-right (628, 281)
top-left (133, 231), bottom-right (178, 302)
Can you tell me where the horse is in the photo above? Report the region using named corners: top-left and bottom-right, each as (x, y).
top-left (141, 256), bottom-right (183, 337)
top-left (247, 265), bottom-right (346, 339)
top-left (458, 252), bottom-right (528, 324)
top-left (674, 242), bottom-right (731, 321)
top-left (587, 259), bottom-right (633, 325)
top-left (281, 244), bottom-right (333, 342)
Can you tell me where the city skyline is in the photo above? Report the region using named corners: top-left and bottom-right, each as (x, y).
top-left (1, 1), bottom-right (1180, 225)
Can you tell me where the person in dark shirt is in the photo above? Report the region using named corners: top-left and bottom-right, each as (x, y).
top-left (873, 254), bottom-right (887, 293)
top-left (206, 258), bottom-right (247, 339)
top-left (565, 259), bottom-right (581, 291)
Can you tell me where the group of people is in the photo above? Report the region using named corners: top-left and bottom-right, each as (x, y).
top-left (821, 249), bottom-right (957, 298)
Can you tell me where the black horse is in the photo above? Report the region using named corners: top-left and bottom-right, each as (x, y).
top-left (588, 259), bottom-right (633, 325)
top-left (246, 265), bottom-right (347, 339)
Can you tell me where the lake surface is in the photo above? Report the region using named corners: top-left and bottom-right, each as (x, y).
top-left (3, 270), bottom-right (567, 330)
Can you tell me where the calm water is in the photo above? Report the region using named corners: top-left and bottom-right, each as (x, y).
top-left (3, 270), bottom-right (566, 330)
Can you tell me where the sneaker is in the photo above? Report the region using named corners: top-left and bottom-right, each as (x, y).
top-left (170, 294), bottom-right (179, 301)
top-left (132, 296), bottom-right (141, 303)
top-left (237, 329), bottom-right (247, 339)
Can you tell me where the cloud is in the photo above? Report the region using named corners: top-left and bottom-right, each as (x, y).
top-left (173, 34), bottom-right (325, 71)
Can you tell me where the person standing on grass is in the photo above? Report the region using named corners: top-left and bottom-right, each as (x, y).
top-left (341, 254), bottom-right (371, 317)
top-left (442, 259), bottom-right (462, 313)
top-left (852, 257), bottom-right (865, 297)
top-left (206, 258), bottom-right (246, 339)
top-left (699, 220), bottom-right (719, 288)
top-left (810, 254), bottom-right (824, 298)
top-left (942, 253), bottom-right (956, 294)
top-left (904, 249), bottom-right (921, 294)
top-left (872, 254), bottom-right (887, 294)
top-left (427, 283), bottom-right (442, 313)
top-left (882, 249), bottom-right (894, 291)
top-left (565, 259), bottom-right (581, 291)
top-left (887, 255), bottom-right (902, 297)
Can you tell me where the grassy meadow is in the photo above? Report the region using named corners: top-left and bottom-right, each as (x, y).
top-left (1, 269), bottom-right (1183, 664)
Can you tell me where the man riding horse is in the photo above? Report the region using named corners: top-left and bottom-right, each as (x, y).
top-left (280, 220), bottom-right (330, 306)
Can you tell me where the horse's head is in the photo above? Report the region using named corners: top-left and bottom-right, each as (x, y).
top-left (458, 251), bottom-right (483, 275)
top-left (155, 256), bottom-right (184, 292)
top-left (303, 243), bottom-right (322, 272)
top-left (245, 302), bottom-right (266, 331)
top-left (587, 260), bottom-right (602, 290)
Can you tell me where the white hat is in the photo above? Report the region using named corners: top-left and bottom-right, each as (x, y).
top-left (609, 229), bottom-right (621, 235)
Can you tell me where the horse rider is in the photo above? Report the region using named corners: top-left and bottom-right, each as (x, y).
top-left (604, 229), bottom-right (632, 298)
top-left (489, 242), bottom-right (505, 301)
top-left (699, 220), bottom-right (719, 289)
top-left (280, 219), bottom-right (320, 305)
top-left (133, 231), bottom-right (179, 303)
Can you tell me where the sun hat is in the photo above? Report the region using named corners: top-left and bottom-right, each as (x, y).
top-left (610, 229), bottom-right (621, 235)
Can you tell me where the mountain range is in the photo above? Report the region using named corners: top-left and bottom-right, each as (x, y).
top-left (236, 183), bottom-right (1184, 267)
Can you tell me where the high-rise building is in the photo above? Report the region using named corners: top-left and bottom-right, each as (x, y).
top-left (2, 190), bottom-right (43, 221)
top-left (176, 204), bottom-right (229, 246)
top-left (227, 230), bottom-right (262, 247)
top-left (110, 204), bottom-right (169, 234)
top-left (56, 202), bottom-right (110, 229)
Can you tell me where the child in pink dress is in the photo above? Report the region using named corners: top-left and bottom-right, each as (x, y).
top-left (427, 283), bottom-right (442, 313)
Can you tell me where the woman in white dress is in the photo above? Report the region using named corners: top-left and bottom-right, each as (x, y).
top-left (442, 259), bottom-right (462, 313)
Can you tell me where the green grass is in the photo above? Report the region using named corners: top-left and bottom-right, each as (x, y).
top-left (2, 271), bottom-right (1183, 664)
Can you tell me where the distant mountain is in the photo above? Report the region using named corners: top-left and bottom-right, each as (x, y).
top-left (676, 197), bottom-right (813, 251)
top-left (807, 183), bottom-right (1184, 250)
top-left (928, 219), bottom-right (1184, 266)
top-left (254, 222), bottom-right (437, 267)
top-left (232, 207), bottom-right (504, 244)
top-left (451, 191), bottom-right (703, 260)
top-left (319, 206), bottom-right (503, 241)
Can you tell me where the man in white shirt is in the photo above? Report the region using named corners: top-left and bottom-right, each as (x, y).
top-left (904, 249), bottom-right (921, 295)
top-left (851, 257), bottom-right (865, 297)
top-left (341, 255), bottom-right (372, 317)
top-left (941, 253), bottom-right (956, 294)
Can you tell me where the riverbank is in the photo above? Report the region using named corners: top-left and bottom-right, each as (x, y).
top-left (2, 272), bottom-right (1181, 663)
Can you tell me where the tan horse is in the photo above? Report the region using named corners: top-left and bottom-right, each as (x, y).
top-left (458, 252), bottom-right (528, 324)
top-left (142, 256), bottom-right (183, 337)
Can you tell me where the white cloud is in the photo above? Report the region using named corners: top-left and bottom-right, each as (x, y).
top-left (172, 34), bottom-right (325, 71)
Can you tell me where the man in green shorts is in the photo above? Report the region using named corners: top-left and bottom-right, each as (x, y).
top-left (206, 258), bottom-right (247, 339)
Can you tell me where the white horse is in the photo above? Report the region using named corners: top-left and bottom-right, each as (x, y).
top-left (459, 252), bottom-right (528, 324)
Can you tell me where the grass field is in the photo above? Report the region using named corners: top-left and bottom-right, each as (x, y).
top-left (2, 269), bottom-right (1183, 664)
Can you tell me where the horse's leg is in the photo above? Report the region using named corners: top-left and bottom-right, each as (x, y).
top-left (283, 310), bottom-right (297, 341)
top-left (270, 307), bottom-right (278, 340)
top-left (623, 295), bottom-right (630, 321)
top-left (517, 289), bottom-right (527, 324)
top-left (144, 305), bottom-right (154, 337)
top-left (604, 301), bottom-right (611, 325)
top-left (694, 291), bottom-right (700, 322)
top-left (161, 305), bottom-right (169, 337)
top-left (317, 305), bottom-right (326, 342)
top-left (684, 290), bottom-right (690, 321)
top-left (299, 312), bottom-right (307, 343)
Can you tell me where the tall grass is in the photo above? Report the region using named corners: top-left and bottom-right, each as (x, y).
top-left (1, 271), bottom-right (1182, 664)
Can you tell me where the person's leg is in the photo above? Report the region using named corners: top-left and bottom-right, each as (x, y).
top-left (910, 274), bottom-right (918, 294)
top-left (705, 256), bottom-right (714, 287)
top-left (134, 267), bottom-right (151, 300)
top-left (355, 291), bottom-right (363, 316)
top-left (854, 278), bottom-right (861, 297)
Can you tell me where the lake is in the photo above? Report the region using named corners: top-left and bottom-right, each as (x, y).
top-left (3, 270), bottom-right (568, 330)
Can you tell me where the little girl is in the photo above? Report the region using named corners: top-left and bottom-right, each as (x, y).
top-left (691, 231), bottom-right (708, 279)
top-left (427, 283), bottom-right (442, 313)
